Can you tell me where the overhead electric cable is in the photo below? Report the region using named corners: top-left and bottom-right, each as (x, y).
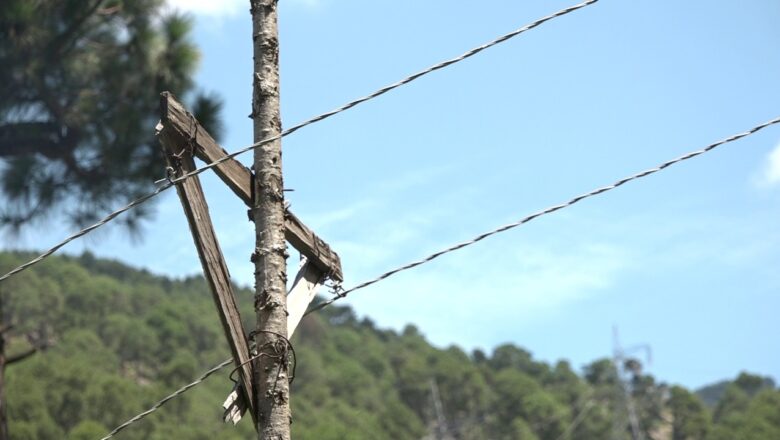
top-left (98, 113), bottom-right (780, 438)
top-left (0, 0), bottom-right (598, 284)
top-left (95, 111), bottom-right (780, 440)
top-left (305, 115), bottom-right (780, 315)
top-left (98, 358), bottom-right (233, 440)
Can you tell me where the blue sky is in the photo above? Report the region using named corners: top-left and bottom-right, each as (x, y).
top-left (6, 0), bottom-right (780, 389)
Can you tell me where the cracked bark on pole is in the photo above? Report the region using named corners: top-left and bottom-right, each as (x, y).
top-left (251, 1), bottom-right (291, 439)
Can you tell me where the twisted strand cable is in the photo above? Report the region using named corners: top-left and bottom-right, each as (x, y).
top-left (98, 358), bottom-right (233, 440)
top-left (306, 115), bottom-right (780, 315)
top-left (0, 184), bottom-right (173, 283)
top-left (0, 0), bottom-right (598, 284)
top-left (97, 113), bottom-right (780, 438)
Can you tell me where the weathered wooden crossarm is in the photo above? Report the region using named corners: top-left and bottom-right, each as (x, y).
top-left (156, 121), bottom-right (257, 425)
top-left (284, 211), bottom-right (342, 282)
top-left (160, 92), bottom-right (343, 282)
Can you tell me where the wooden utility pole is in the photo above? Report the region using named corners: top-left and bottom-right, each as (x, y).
top-left (157, 92), bottom-right (341, 428)
top-left (250, 1), bottom-right (291, 438)
top-left (157, 4), bottom-right (341, 433)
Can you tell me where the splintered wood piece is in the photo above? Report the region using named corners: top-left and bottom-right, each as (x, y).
top-left (217, 259), bottom-right (324, 426)
top-left (160, 92), bottom-right (343, 282)
top-left (222, 384), bottom-right (245, 425)
top-left (157, 119), bottom-right (256, 425)
top-left (287, 258), bottom-right (325, 338)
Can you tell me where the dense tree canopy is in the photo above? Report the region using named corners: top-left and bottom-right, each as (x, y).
top-left (0, 251), bottom-right (778, 439)
top-left (0, 0), bottom-right (222, 233)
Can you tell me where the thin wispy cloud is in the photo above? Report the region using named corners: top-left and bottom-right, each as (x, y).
top-left (328, 200), bottom-right (780, 349)
top-left (342, 237), bottom-right (631, 348)
top-left (757, 142), bottom-right (780, 187)
top-left (166, 0), bottom-right (322, 17)
top-left (288, 0), bottom-right (321, 8)
top-left (300, 199), bottom-right (380, 232)
top-left (636, 210), bottom-right (780, 270)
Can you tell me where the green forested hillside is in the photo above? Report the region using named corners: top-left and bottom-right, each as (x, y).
top-left (0, 251), bottom-right (777, 440)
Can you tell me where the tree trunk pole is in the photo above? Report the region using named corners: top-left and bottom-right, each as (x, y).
top-left (250, 1), bottom-right (291, 439)
top-left (0, 295), bottom-right (8, 440)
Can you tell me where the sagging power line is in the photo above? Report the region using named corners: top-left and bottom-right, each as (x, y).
top-left (98, 358), bottom-right (233, 440)
top-left (98, 113), bottom-right (780, 439)
top-left (305, 114), bottom-right (780, 315)
top-left (0, 0), bottom-right (599, 285)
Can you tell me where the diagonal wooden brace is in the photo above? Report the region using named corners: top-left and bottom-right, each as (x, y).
top-left (221, 256), bottom-right (325, 425)
top-left (160, 92), bottom-right (343, 282)
top-left (160, 92), bottom-right (340, 425)
top-left (156, 120), bottom-right (257, 426)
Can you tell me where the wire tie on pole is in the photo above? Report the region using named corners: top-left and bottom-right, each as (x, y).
top-left (154, 166), bottom-right (177, 187)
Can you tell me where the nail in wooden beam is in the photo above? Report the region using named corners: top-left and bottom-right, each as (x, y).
top-left (160, 92), bottom-right (343, 282)
top-left (156, 120), bottom-right (256, 425)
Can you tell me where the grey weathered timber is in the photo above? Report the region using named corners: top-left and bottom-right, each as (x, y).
top-left (160, 92), bottom-right (343, 282)
top-left (251, 0), bottom-right (291, 437)
top-left (156, 119), bottom-right (256, 425)
top-left (222, 383), bottom-right (246, 425)
top-left (284, 211), bottom-right (342, 281)
top-left (286, 259), bottom-right (325, 338)
top-left (161, 92), bottom-right (253, 204)
top-left (220, 259), bottom-right (324, 426)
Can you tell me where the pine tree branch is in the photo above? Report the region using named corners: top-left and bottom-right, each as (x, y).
top-left (6, 330), bottom-right (53, 365)
top-left (6, 346), bottom-right (40, 365)
top-left (0, 122), bottom-right (79, 160)
top-left (47, 0), bottom-right (108, 58)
